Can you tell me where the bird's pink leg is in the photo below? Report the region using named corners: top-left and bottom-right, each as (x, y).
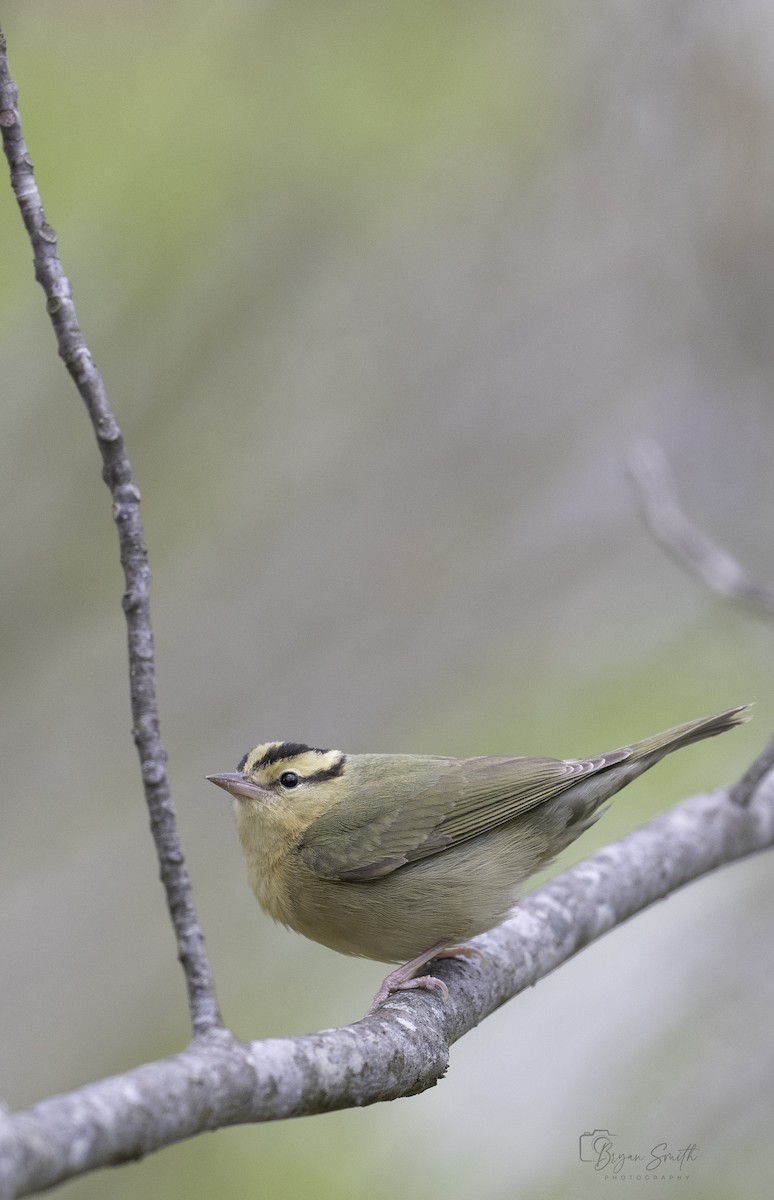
top-left (367, 942), bottom-right (485, 1013)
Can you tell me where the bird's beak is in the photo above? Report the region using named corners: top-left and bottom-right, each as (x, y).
top-left (206, 772), bottom-right (266, 801)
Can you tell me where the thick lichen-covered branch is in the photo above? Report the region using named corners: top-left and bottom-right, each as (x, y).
top-left (1, 765), bottom-right (773, 1196)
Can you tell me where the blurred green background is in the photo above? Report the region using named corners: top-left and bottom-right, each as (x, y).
top-left (1, 1), bottom-right (772, 1197)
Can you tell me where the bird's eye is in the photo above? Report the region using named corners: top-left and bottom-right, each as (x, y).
top-left (279, 771), bottom-right (300, 789)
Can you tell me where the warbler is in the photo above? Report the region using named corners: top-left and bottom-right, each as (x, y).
top-left (208, 705), bottom-right (749, 1011)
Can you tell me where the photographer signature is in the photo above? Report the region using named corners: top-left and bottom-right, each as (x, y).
top-left (579, 1130), bottom-right (698, 1175)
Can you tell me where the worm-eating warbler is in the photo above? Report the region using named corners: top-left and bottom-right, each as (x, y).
top-left (208, 705), bottom-right (749, 1010)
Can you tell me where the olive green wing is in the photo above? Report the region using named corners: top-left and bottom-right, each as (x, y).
top-left (297, 750), bottom-right (629, 882)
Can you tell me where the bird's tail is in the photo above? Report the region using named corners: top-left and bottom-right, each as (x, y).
top-left (626, 703), bottom-right (752, 763)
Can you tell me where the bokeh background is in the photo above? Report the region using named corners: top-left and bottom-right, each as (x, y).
top-left (1, 2), bottom-right (773, 1197)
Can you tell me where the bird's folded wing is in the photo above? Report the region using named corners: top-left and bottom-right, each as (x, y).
top-left (298, 750), bottom-right (629, 881)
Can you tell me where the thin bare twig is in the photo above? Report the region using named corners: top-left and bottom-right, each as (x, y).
top-left (730, 731), bottom-right (774, 806)
top-left (0, 26), bottom-right (221, 1037)
top-left (627, 439), bottom-right (774, 620)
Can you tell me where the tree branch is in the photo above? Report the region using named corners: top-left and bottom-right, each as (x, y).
top-left (627, 439), bottom-right (774, 803)
top-left (0, 26), bottom-right (221, 1038)
top-left (1, 752), bottom-right (773, 1197)
top-left (627, 439), bottom-right (774, 620)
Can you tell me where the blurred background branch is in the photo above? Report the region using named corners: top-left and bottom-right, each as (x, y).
top-left (628, 439), bottom-right (774, 620)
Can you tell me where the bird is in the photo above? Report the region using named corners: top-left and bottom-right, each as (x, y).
top-left (207, 704), bottom-right (750, 1012)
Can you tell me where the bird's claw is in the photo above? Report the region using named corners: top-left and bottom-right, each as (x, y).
top-left (366, 942), bottom-right (485, 1014)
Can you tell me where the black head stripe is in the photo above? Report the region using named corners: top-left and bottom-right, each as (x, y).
top-left (256, 741), bottom-right (329, 768)
top-left (237, 750), bottom-right (250, 772)
top-left (305, 755), bottom-right (346, 783)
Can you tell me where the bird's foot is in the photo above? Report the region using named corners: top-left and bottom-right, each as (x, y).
top-left (366, 942), bottom-right (485, 1014)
